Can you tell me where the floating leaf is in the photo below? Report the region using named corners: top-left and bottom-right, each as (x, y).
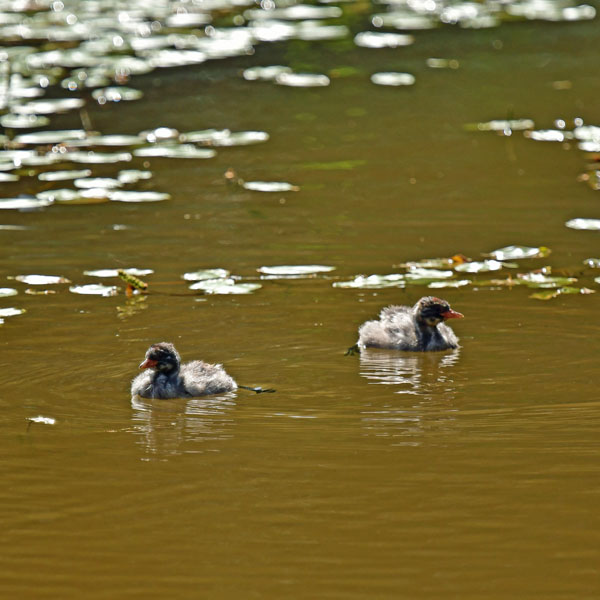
top-left (0, 114), bottom-right (50, 128)
top-left (85, 135), bottom-right (145, 147)
top-left (518, 272), bottom-right (577, 288)
top-left (0, 197), bottom-right (53, 210)
top-left (189, 278), bottom-right (261, 294)
top-left (428, 279), bottom-right (471, 288)
top-left (15, 274), bottom-right (70, 285)
top-left (405, 267), bottom-right (454, 280)
top-left (397, 254), bottom-right (470, 269)
top-left (464, 118), bottom-right (535, 132)
top-left (92, 87), bottom-right (143, 102)
top-left (182, 268), bottom-right (230, 282)
top-left (486, 245), bottom-right (551, 260)
top-left (333, 274), bottom-right (405, 289)
top-left (426, 58), bottom-right (460, 69)
top-left (0, 173), bottom-right (19, 182)
top-left (0, 288), bottom-right (18, 297)
top-left (258, 265), bottom-right (335, 277)
top-left (63, 151), bottom-right (132, 164)
top-left (455, 260), bottom-right (504, 273)
top-left (75, 177), bottom-right (122, 189)
top-left (566, 218), bottom-right (600, 231)
top-left (25, 289), bottom-right (57, 295)
top-left (526, 130), bottom-right (566, 142)
top-left (39, 169), bottom-right (92, 181)
top-left (133, 145), bottom-right (216, 159)
top-left (28, 416), bottom-right (56, 425)
top-left (69, 284), bottom-right (118, 296)
top-left (530, 287), bottom-right (586, 300)
top-left (371, 72), bottom-right (415, 86)
top-left (354, 31), bottom-right (414, 48)
top-left (13, 129), bottom-right (88, 144)
top-left (109, 190), bottom-right (170, 203)
top-left (84, 268), bottom-right (153, 278)
top-left (584, 258), bottom-right (600, 268)
top-left (243, 66), bottom-right (292, 81)
top-left (0, 307), bottom-right (25, 317)
top-left (118, 170), bottom-right (152, 184)
top-left (13, 98), bottom-right (85, 115)
top-left (275, 73), bottom-right (330, 87)
top-left (243, 181), bottom-right (299, 193)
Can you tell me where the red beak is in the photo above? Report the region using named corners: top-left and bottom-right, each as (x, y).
top-left (139, 358), bottom-right (158, 369)
top-left (441, 309), bottom-right (464, 320)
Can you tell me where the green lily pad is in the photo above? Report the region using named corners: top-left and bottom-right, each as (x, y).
top-left (518, 272), bottom-right (577, 288)
top-left (133, 145), bottom-right (216, 159)
top-left (84, 268), bottom-right (153, 278)
top-left (39, 169), bottom-right (92, 181)
top-left (455, 260), bottom-right (505, 273)
top-left (0, 197), bottom-right (53, 210)
top-left (566, 218), bottom-right (600, 231)
top-left (428, 279), bottom-right (471, 289)
top-left (275, 73), bottom-right (330, 87)
top-left (486, 245), bottom-right (551, 260)
top-left (530, 287), bottom-right (588, 300)
top-left (354, 31), bottom-right (414, 48)
top-left (69, 284), bottom-right (118, 296)
top-left (243, 66), bottom-right (292, 81)
top-left (109, 190), bottom-right (170, 203)
top-left (15, 274), bottom-right (70, 285)
top-left (258, 265), bottom-right (335, 277)
top-left (243, 181), bottom-right (299, 192)
top-left (189, 278), bottom-right (262, 294)
top-left (371, 72), bottom-right (415, 86)
top-left (182, 268), bottom-right (231, 282)
top-left (333, 274), bottom-right (405, 289)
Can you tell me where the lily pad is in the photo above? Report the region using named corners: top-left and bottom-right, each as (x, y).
top-left (464, 118), bottom-right (535, 132)
top-left (92, 87), bottom-right (143, 103)
top-left (118, 170), bottom-right (152, 184)
top-left (15, 274), bottom-right (70, 285)
top-left (0, 114), bottom-right (50, 128)
top-left (243, 65), bottom-right (292, 81)
top-left (133, 145), bottom-right (216, 159)
top-left (530, 287), bottom-right (590, 300)
top-left (258, 265), bottom-right (335, 277)
top-left (333, 274), bottom-right (405, 289)
top-left (0, 173), bottom-right (19, 182)
top-left (275, 73), bottom-right (330, 87)
top-left (584, 258), bottom-right (600, 268)
top-left (405, 267), bottom-right (454, 281)
top-left (455, 260), bottom-right (504, 273)
top-left (74, 177), bottom-right (122, 189)
top-left (0, 197), bottom-right (53, 210)
top-left (63, 151), bottom-right (132, 164)
top-left (13, 98), bottom-right (85, 115)
top-left (109, 190), bottom-right (170, 203)
top-left (69, 284), bottom-right (118, 296)
top-left (486, 245), bottom-right (551, 260)
top-left (27, 416), bottom-right (56, 425)
top-left (243, 181), bottom-right (299, 192)
top-left (13, 129), bottom-right (88, 145)
top-left (371, 72), bottom-right (415, 86)
top-left (189, 278), bottom-right (262, 294)
top-left (354, 31), bottom-right (414, 48)
top-left (0, 288), bottom-right (18, 297)
top-left (84, 268), bottom-right (153, 278)
top-left (566, 218), bottom-right (600, 231)
top-left (526, 130), bottom-right (566, 142)
top-left (182, 268), bottom-right (231, 282)
top-left (0, 307), bottom-right (25, 317)
top-left (518, 272), bottom-right (577, 288)
top-left (39, 169), bottom-right (92, 181)
top-left (428, 279), bottom-right (471, 289)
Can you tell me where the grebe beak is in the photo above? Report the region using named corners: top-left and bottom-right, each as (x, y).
top-left (441, 309), bottom-right (464, 320)
top-left (139, 358), bottom-right (158, 369)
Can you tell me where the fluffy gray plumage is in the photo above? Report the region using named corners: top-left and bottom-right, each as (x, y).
top-left (131, 342), bottom-right (237, 399)
top-left (357, 296), bottom-right (463, 352)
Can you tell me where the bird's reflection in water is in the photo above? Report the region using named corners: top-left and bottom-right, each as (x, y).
top-left (130, 393), bottom-right (236, 459)
top-left (358, 349), bottom-right (461, 443)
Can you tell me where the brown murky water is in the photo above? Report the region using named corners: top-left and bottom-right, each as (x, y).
top-left (2, 3), bottom-right (600, 598)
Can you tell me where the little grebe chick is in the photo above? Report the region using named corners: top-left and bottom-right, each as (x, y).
top-left (355, 296), bottom-right (464, 352)
top-left (131, 342), bottom-right (237, 399)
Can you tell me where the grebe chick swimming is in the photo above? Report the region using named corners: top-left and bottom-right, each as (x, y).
top-left (351, 296), bottom-right (464, 353)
